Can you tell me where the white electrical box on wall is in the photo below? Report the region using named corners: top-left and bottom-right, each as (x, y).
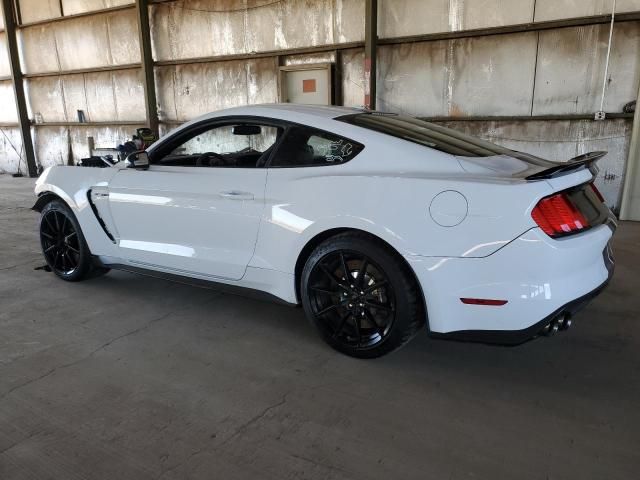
top-left (279, 63), bottom-right (333, 105)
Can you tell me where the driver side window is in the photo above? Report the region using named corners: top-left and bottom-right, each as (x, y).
top-left (159, 123), bottom-right (280, 168)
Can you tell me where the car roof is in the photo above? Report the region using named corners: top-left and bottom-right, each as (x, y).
top-left (197, 103), bottom-right (366, 121)
top-left (148, 104), bottom-right (372, 155)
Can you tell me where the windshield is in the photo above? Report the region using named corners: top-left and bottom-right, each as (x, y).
top-left (337, 113), bottom-right (554, 166)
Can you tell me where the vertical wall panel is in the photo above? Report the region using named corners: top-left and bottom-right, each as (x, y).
top-left (533, 22), bottom-right (640, 115)
top-left (377, 41), bottom-right (447, 116)
top-left (245, 0), bottom-right (334, 52)
top-left (62, 0), bottom-right (134, 15)
top-left (445, 32), bottom-right (537, 116)
top-left (0, 33), bottom-right (10, 77)
top-left (28, 69), bottom-right (144, 123)
top-left (151, 0), bottom-right (364, 62)
top-left (334, 0), bottom-right (365, 43)
top-left (155, 57), bottom-right (277, 122)
top-left (34, 126), bottom-right (69, 168)
top-left (0, 80), bottom-right (18, 122)
top-left (34, 124), bottom-right (143, 168)
top-left (68, 125), bottom-right (142, 160)
top-left (20, 10), bottom-right (140, 74)
top-left (18, 0), bottom-right (61, 24)
top-left (378, 0), bottom-right (535, 39)
top-left (150, 1), bottom-right (247, 61)
top-left (112, 70), bottom-right (146, 120)
top-left (340, 48), bottom-right (364, 107)
top-left (535, 0), bottom-right (640, 22)
top-left (0, 128), bottom-right (24, 174)
top-left (377, 33), bottom-right (537, 117)
top-left (27, 77), bottom-right (66, 122)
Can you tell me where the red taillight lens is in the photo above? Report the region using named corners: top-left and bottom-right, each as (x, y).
top-left (590, 183), bottom-right (605, 203)
top-left (531, 193), bottom-right (589, 237)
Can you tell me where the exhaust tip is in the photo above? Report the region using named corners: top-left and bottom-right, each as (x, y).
top-left (560, 316), bottom-right (572, 331)
top-left (542, 313), bottom-right (573, 337)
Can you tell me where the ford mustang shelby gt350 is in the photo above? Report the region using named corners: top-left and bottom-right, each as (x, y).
top-left (33, 104), bottom-right (616, 358)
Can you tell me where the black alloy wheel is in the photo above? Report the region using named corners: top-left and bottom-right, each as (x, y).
top-left (40, 209), bottom-right (81, 276)
top-left (307, 250), bottom-right (396, 349)
top-left (39, 200), bottom-right (108, 281)
top-left (302, 232), bottom-right (425, 358)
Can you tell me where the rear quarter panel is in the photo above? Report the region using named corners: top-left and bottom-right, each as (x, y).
top-left (251, 132), bottom-right (556, 274)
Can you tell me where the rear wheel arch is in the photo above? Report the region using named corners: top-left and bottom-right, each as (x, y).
top-left (294, 228), bottom-right (428, 325)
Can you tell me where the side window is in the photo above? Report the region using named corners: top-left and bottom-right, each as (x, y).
top-left (158, 124), bottom-right (280, 168)
top-left (270, 125), bottom-right (364, 167)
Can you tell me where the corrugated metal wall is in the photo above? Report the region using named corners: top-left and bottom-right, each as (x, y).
top-left (0, 0), bottom-right (638, 210)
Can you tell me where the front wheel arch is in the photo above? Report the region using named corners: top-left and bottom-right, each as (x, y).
top-left (32, 192), bottom-right (67, 213)
top-left (294, 228), bottom-right (428, 330)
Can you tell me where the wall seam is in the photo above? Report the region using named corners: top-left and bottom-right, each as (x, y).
top-left (530, 0), bottom-right (539, 116)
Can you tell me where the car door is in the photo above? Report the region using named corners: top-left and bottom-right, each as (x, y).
top-left (105, 120), bottom-right (281, 281)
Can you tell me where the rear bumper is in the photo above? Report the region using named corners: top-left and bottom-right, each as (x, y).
top-left (405, 224), bottom-right (615, 343)
top-left (431, 252), bottom-right (613, 345)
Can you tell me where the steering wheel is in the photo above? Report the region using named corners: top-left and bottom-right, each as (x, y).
top-left (195, 152), bottom-right (227, 167)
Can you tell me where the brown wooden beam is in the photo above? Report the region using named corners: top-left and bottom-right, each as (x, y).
top-left (135, 0), bottom-right (159, 137)
top-left (364, 0), bottom-right (377, 110)
top-left (1, 0), bottom-right (37, 177)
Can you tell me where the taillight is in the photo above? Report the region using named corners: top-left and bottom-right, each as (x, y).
top-left (590, 183), bottom-right (605, 203)
top-left (531, 192), bottom-right (589, 237)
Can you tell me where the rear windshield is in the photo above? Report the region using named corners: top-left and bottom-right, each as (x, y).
top-left (337, 112), bottom-right (552, 166)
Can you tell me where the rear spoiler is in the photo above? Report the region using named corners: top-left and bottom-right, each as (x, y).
top-left (526, 151), bottom-right (606, 180)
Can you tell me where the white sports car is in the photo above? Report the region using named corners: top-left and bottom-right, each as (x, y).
top-left (34, 104), bottom-right (616, 358)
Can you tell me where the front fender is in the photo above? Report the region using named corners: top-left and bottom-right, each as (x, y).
top-left (33, 166), bottom-right (120, 257)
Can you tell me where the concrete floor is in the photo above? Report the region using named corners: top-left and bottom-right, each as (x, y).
top-left (0, 174), bottom-right (638, 480)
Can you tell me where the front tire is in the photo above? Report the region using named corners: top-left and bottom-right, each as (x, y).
top-left (39, 200), bottom-right (107, 281)
top-left (301, 232), bottom-right (425, 358)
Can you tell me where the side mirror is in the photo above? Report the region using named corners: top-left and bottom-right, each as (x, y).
top-left (124, 150), bottom-right (150, 170)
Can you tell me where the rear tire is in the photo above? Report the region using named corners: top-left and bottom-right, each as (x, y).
top-left (39, 200), bottom-right (108, 281)
top-left (301, 232), bottom-right (425, 358)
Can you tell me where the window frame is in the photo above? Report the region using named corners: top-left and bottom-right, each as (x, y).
top-left (147, 115), bottom-right (365, 170)
top-left (148, 116), bottom-right (288, 168)
top-left (264, 123), bottom-right (365, 169)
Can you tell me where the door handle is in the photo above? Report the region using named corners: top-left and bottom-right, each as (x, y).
top-left (219, 190), bottom-right (254, 201)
